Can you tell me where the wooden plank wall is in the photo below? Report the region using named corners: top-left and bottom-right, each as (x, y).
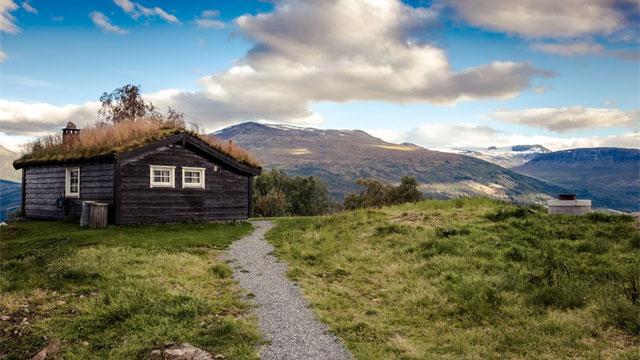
top-left (23, 162), bottom-right (114, 220)
top-left (117, 144), bottom-right (250, 224)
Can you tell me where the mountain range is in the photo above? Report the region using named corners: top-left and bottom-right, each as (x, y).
top-left (0, 123), bottom-right (636, 215)
top-left (514, 148), bottom-right (640, 212)
top-left (214, 122), bottom-right (563, 203)
top-left (453, 145), bottom-right (551, 168)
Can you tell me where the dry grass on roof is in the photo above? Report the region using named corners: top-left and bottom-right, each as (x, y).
top-left (15, 119), bottom-right (260, 168)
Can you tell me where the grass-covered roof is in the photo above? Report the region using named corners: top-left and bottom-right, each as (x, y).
top-left (14, 119), bottom-right (260, 169)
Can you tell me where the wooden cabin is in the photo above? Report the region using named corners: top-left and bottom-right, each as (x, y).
top-left (13, 123), bottom-right (261, 225)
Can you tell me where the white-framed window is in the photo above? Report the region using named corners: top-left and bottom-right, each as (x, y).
top-left (150, 165), bottom-right (175, 188)
top-left (182, 167), bottom-right (206, 189)
top-left (65, 167), bottom-right (80, 198)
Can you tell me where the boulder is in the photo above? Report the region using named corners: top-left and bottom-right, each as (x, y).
top-left (150, 343), bottom-right (214, 360)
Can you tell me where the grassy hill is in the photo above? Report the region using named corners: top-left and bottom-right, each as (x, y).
top-left (514, 148), bottom-right (640, 212)
top-left (267, 199), bottom-right (640, 359)
top-left (214, 122), bottom-right (565, 203)
top-left (0, 222), bottom-right (261, 359)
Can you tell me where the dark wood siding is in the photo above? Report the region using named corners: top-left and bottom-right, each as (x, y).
top-left (23, 162), bottom-right (114, 220)
top-left (117, 143), bottom-right (250, 224)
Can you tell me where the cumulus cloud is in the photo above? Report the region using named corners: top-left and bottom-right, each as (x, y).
top-left (531, 41), bottom-right (604, 56)
top-left (189, 0), bottom-right (548, 122)
top-left (0, 0), bottom-right (20, 33)
top-left (195, 9), bottom-right (224, 29)
top-left (90, 11), bottom-right (129, 34)
top-left (1, 0), bottom-right (550, 136)
top-left (491, 107), bottom-right (639, 132)
top-left (371, 122), bottom-right (640, 151)
top-left (21, 0), bottom-right (35, 14)
top-left (445, 0), bottom-right (638, 39)
top-left (114, 0), bottom-right (179, 24)
top-left (0, 50), bottom-right (7, 62)
top-left (0, 99), bottom-right (100, 136)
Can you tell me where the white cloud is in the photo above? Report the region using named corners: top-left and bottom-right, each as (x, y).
top-left (90, 11), bottom-right (129, 34)
top-left (21, 0), bottom-right (35, 14)
top-left (0, 0), bottom-right (20, 33)
top-left (0, 50), bottom-right (7, 62)
top-left (201, 10), bottom-right (219, 18)
top-left (372, 122), bottom-right (640, 151)
top-left (0, 0), bottom-right (550, 137)
top-left (0, 99), bottom-right (100, 136)
top-left (195, 18), bottom-right (224, 29)
top-left (188, 0), bottom-right (548, 122)
top-left (491, 107), bottom-right (639, 132)
top-left (531, 41), bottom-right (604, 57)
top-left (114, 0), bottom-right (179, 24)
top-left (195, 9), bottom-right (224, 29)
top-left (445, 0), bottom-right (637, 39)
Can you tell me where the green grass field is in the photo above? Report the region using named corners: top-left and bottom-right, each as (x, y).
top-left (266, 198), bottom-right (640, 359)
top-left (0, 221), bottom-right (261, 359)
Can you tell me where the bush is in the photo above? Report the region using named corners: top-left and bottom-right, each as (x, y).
top-left (253, 170), bottom-right (335, 217)
top-left (600, 295), bottom-right (640, 334)
top-left (485, 207), bottom-right (529, 221)
top-left (344, 176), bottom-right (422, 210)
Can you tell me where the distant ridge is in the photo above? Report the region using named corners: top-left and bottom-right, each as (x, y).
top-left (453, 144), bottom-right (551, 168)
top-left (214, 122), bottom-right (564, 203)
top-left (514, 148), bottom-right (640, 211)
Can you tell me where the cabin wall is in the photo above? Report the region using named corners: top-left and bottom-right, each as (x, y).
top-left (23, 162), bottom-right (114, 220)
top-left (117, 143), bottom-right (250, 224)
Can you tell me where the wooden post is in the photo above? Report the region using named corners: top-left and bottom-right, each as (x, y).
top-left (89, 203), bottom-right (109, 229)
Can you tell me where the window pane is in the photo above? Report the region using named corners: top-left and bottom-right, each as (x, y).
top-left (184, 170), bottom-right (201, 184)
top-left (153, 169), bottom-right (171, 183)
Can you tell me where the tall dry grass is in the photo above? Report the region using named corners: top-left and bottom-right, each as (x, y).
top-left (18, 119), bottom-right (259, 167)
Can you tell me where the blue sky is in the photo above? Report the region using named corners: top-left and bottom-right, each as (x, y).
top-left (1, 0), bottom-right (638, 151)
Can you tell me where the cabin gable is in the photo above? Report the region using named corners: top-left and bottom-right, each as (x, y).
top-left (116, 141), bottom-right (251, 225)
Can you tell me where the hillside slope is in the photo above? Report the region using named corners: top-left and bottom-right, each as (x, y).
top-left (0, 145), bottom-right (21, 182)
top-left (214, 122), bottom-right (563, 202)
top-left (267, 199), bottom-right (640, 359)
top-left (514, 148), bottom-right (640, 211)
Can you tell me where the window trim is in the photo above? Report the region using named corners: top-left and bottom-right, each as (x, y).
top-left (149, 165), bottom-right (176, 188)
top-left (182, 167), bottom-right (206, 189)
top-left (65, 167), bottom-right (80, 198)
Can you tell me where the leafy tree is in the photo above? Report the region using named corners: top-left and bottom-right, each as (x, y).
top-left (388, 176), bottom-right (422, 205)
top-left (344, 176), bottom-right (422, 209)
top-left (98, 84), bottom-right (184, 125)
top-left (254, 190), bottom-right (287, 217)
top-left (253, 170), bottom-right (335, 216)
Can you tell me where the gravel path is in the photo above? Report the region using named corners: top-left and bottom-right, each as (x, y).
top-left (225, 221), bottom-right (352, 360)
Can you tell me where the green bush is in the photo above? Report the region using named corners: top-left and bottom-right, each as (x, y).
top-left (344, 176), bottom-right (422, 210)
top-left (485, 207), bottom-right (529, 221)
top-left (253, 169), bottom-right (335, 216)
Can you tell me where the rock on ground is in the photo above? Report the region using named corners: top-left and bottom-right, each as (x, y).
top-left (149, 343), bottom-right (214, 360)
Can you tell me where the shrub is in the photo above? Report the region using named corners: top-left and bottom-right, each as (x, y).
top-left (600, 295), bottom-right (640, 334)
top-left (254, 190), bottom-right (287, 217)
top-left (252, 170), bottom-right (335, 216)
top-left (435, 226), bottom-right (470, 238)
top-left (344, 176), bottom-right (422, 210)
top-left (374, 224), bottom-right (411, 236)
top-left (485, 207), bottom-right (529, 221)
top-left (446, 278), bottom-right (502, 323)
top-left (210, 264), bottom-right (233, 279)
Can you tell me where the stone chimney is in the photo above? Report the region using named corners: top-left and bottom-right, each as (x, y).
top-left (62, 122), bottom-right (80, 148)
